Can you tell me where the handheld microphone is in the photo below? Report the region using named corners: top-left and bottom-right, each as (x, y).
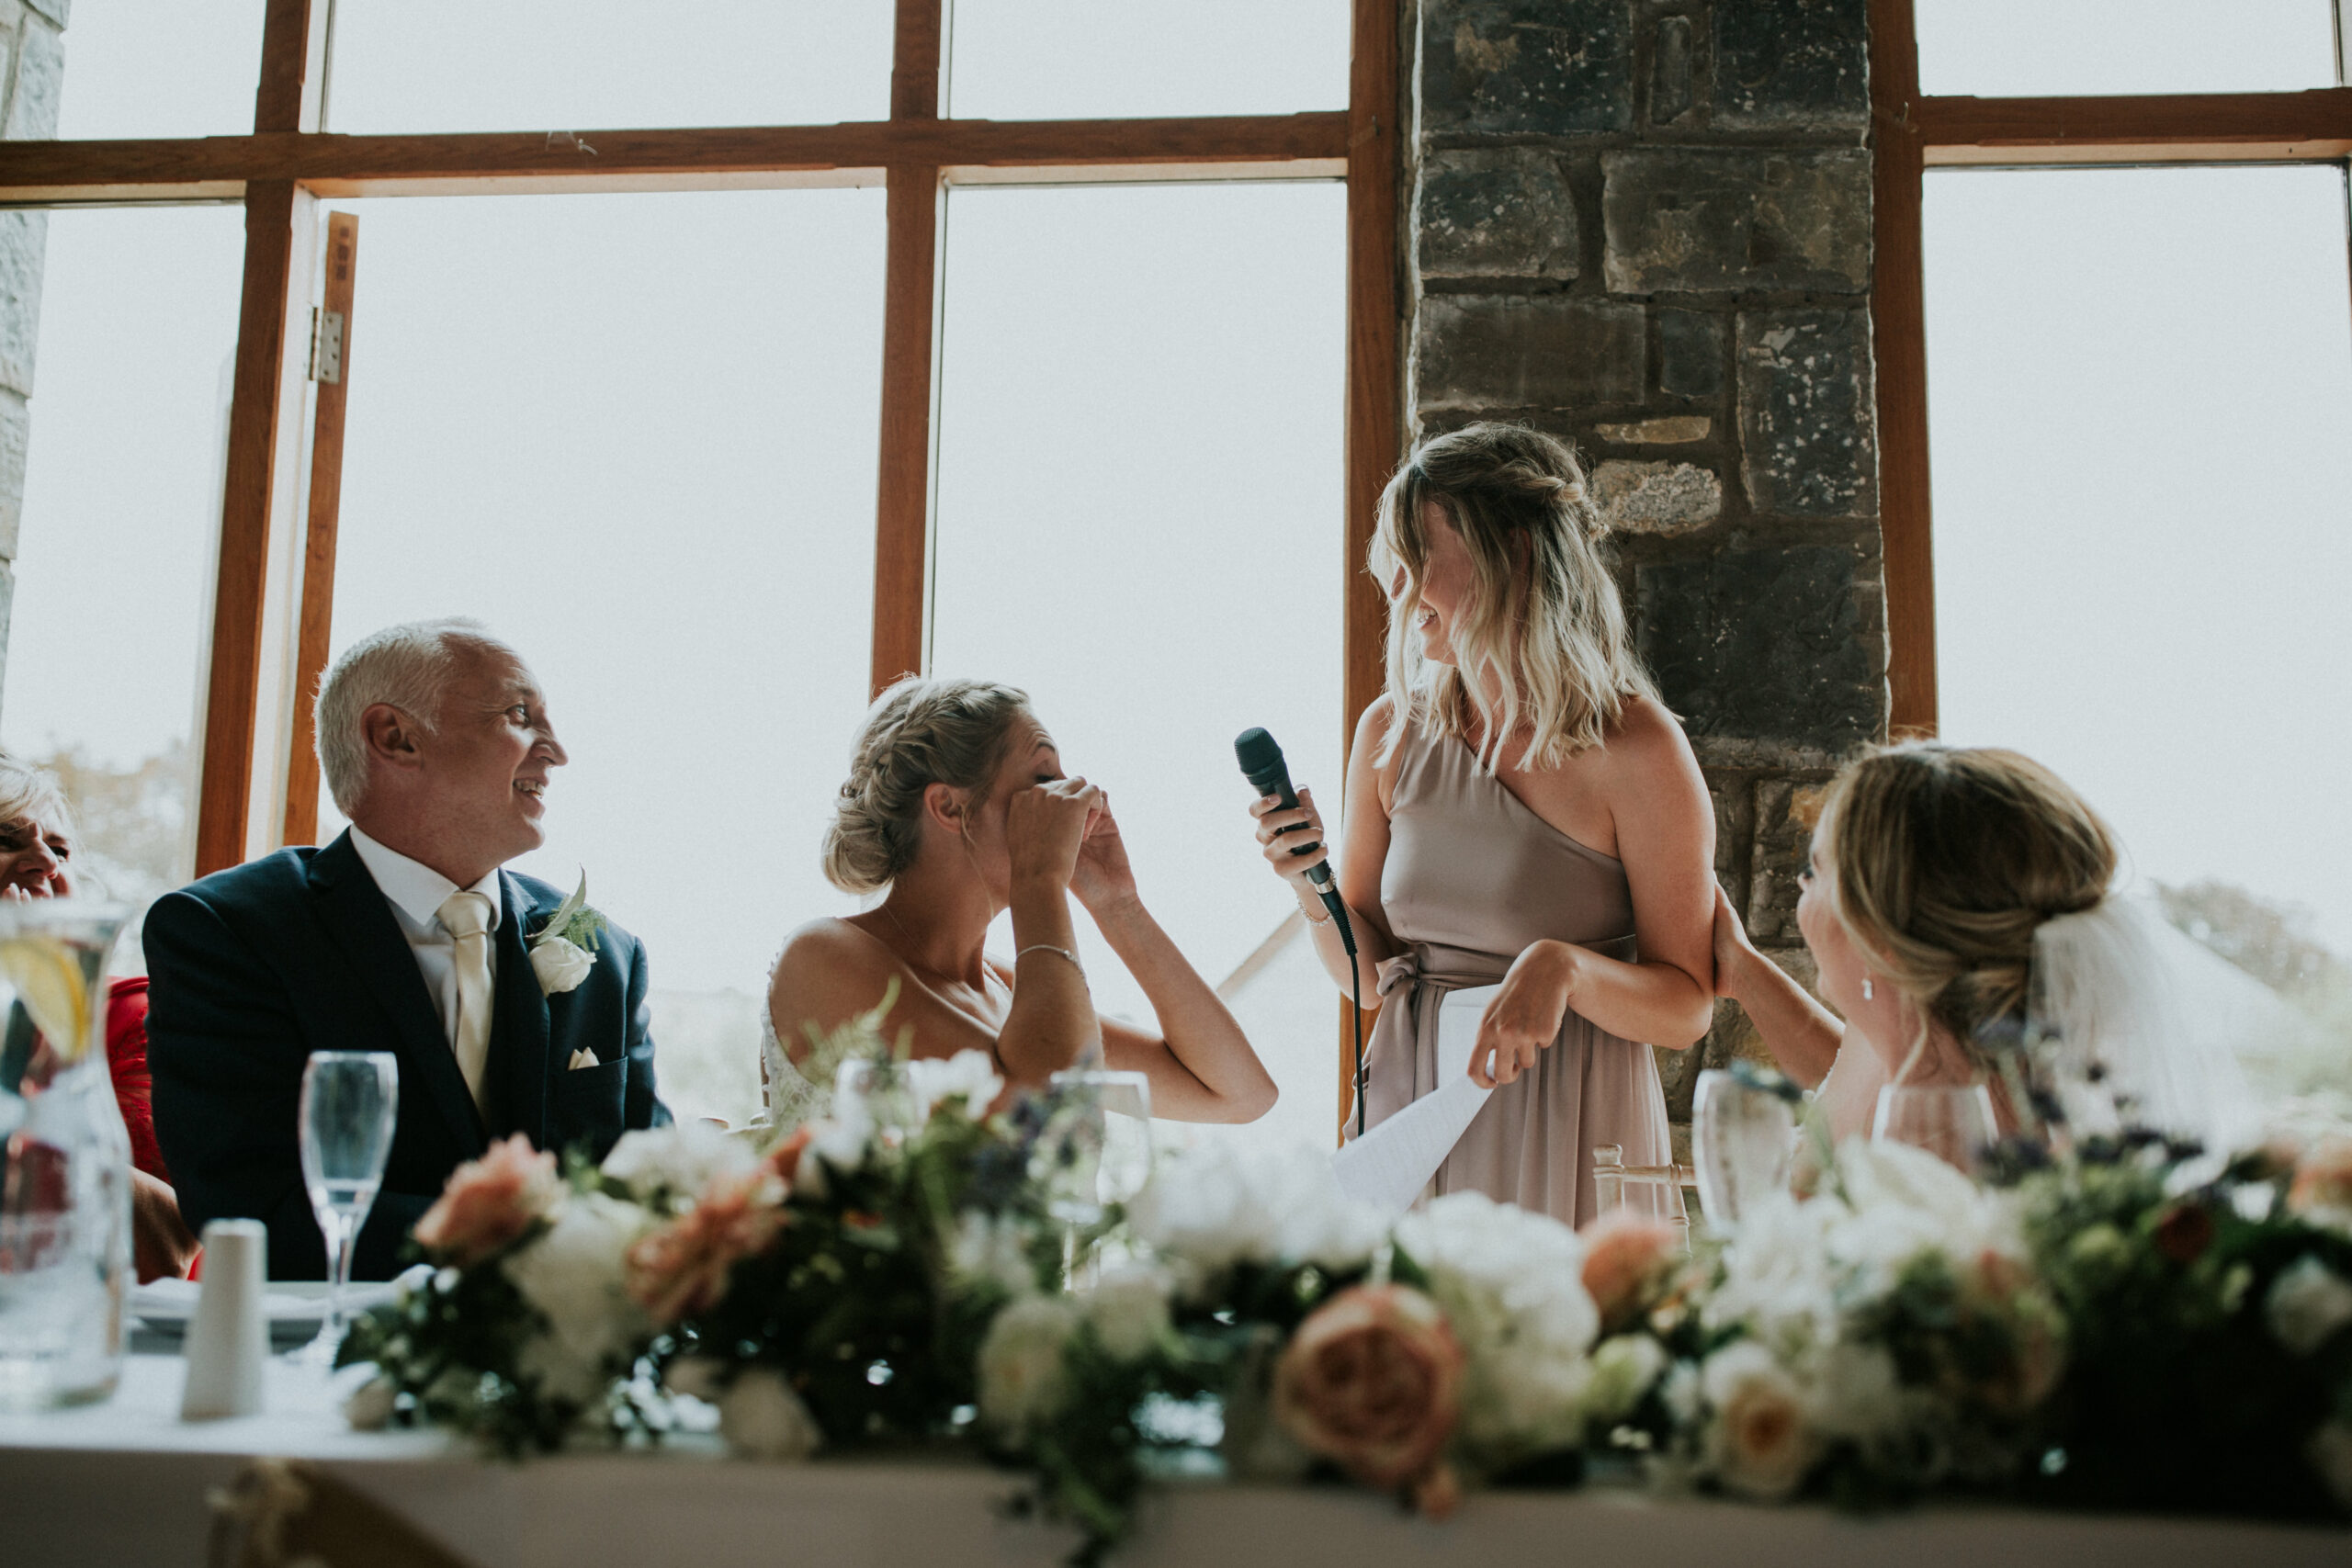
top-left (1237, 726), bottom-right (1367, 1137)
top-left (1234, 728), bottom-right (1353, 953)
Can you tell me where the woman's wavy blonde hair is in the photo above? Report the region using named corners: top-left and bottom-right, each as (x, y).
top-left (821, 676), bottom-right (1033, 895)
top-left (1818, 744), bottom-right (2117, 1073)
top-left (1371, 423), bottom-right (1656, 770)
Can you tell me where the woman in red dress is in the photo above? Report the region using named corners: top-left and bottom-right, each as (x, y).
top-left (1, 752), bottom-right (198, 1280)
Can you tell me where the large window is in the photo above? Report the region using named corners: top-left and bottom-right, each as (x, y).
top-left (1882, 0), bottom-right (2352, 1101)
top-left (0, 1), bottom-right (1398, 1136)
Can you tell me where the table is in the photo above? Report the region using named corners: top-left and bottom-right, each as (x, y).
top-left (2, 1354), bottom-right (2346, 1568)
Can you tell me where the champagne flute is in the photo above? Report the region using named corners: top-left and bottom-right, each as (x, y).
top-left (1039, 1068), bottom-right (1153, 1286)
top-left (294, 1051), bottom-right (400, 1366)
top-left (1872, 1083), bottom-right (1997, 1175)
top-left (1693, 1066), bottom-right (1799, 1234)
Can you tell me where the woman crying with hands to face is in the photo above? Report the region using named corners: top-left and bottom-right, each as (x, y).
top-left (766, 677), bottom-right (1278, 1125)
top-left (1246, 423), bottom-right (1716, 1226)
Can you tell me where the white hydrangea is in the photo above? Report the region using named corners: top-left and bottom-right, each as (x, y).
top-left (2266, 1255), bottom-right (2352, 1357)
top-left (502, 1191), bottom-right (650, 1401)
top-left (1395, 1191), bottom-right (1600, 1458)
top-left (1129, 1142), bottom-right (1385, 1280)
top-left (947, 1211), bottom-right (1041, 1297)
top-left (599, 1121), bottom-right (757, 1208)
top-left (899, 1049), bottom-right (1004, 1124)
top-left (978, 1293), bottom-right (1081, 1437)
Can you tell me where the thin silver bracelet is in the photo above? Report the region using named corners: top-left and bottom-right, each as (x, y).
top-left (1015, 943), bottom-right (1086, 980)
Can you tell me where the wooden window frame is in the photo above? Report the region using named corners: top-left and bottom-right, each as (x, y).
top-left (0, 0), bottom-right (1400, 875)
top-left (1871, 0), bottom-right (2352, 737)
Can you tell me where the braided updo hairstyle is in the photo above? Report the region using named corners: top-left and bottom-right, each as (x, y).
top-left (821, 676), bottom-right (1034, 895)
top-left (1371, 421), bottom-right (1657, 773)
top-left (1818, 744), bottom-right (2117, 1059)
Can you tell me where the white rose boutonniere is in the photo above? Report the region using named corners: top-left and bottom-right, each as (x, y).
top-left (528, 873), bottom-right (607, 998)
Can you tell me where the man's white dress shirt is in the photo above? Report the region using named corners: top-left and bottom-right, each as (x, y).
top-left (348, 825), bottom-right (503, 1055)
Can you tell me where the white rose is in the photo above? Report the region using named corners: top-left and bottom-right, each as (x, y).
top-left (1583, 1334), bottom-right (1668, 1427)
top-left (530, 934), bottom-right (595, 996)
top-left (978, 1293), bottom-right (1080, 1437)
top-left (2266, 1255), bottom-right (2352, 1356)
top-left (663, 1357), bottom-right (726, 1403)
top-left (502, 1191), bottom-right (650, 1390)
top-left (1081, 1264), bottom-right (1172, 1362)
top-left (343, 1375), bottom-right (398, 1431)
top-left (2309, 1421), bottom-right (2352, 1510)
top-left (1702, 1341), bottom-right (1817, 1500)
top-left (600, 1122), bottom-right (757, 1206)
top-left (1809, 1342), bottom-right (1906, 1443)
top-left (718, 1368), bottom-right (823, 1461)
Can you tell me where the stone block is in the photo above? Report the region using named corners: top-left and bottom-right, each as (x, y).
top-left (1737, 310), bottom-right (1876, 519)
top-left (1635, 545), bottom-right (1880, 753)
top-left (21, 0), bottom-right (63, 28)
top-left (6, 17), bottom-right (62, 141)
top-left (1602, 149), bottom-right (1871, 295)
top-left (1708, 770), bottom-right (1753, 890)
top-left (1714, 0), bottom-right (1869, 131)
top-left (1420, 0), bottom-right (1634, 137)
top-left (0, 558), bottom-right (13, 714)
top-left (1417, 148), bottom-right (1578, 283)
top-left (0, 388), bottom-right (26, 559)
top-left (1595, 414), bottom-right (1710, 445)
top-left (1658, 1028), bottom-right (1710, 1122)
top-left (1593, 459), bottom-right (1719, 536)
top-left (0, 209), bottom-right (47, 398)
top-left (1748, 777), bottom-right (1834, 942)
top-left (1657, 309), bottom-right (1724, 398)
top-left (1415, 295), bottom-right (1645, 412)
top-left (1649, 12), bottom-right (1694, 126)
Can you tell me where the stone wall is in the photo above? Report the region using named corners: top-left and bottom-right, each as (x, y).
top-left (1405, 0), bottom-right (1884, 1145)
top-left (0, 0), bottom-right (63, 713)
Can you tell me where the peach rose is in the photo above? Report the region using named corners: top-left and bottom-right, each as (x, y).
top-left (1578, 1208), bottom-right (1683, 1330)
top-left (1272, 1284), bottom-right (1464, 1495)
top-left (2288, 1136), bottom-right (2352, 1224)
top-left (766, 1125), bottom-right (815, 1186)
top-left (413, 1134), bottom-right (562, 1266)
top-left (625, 1168), bottom-right (789, 1325)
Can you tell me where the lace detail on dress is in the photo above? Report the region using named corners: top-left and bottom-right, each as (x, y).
top-left (759, 955), bottom-right (825, 1133)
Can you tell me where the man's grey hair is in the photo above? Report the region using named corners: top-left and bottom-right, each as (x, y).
top-left (315, 618), bottom-right (515, 816)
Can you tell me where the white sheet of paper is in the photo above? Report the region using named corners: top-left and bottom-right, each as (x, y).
top-left (1329, 983), bottom-right (1500, 1216)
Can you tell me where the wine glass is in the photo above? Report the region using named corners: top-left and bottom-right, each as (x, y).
top-left (294, 1052), bottom-right (399, 1366)
top-left (1872, 1083), bottom-right (1997, 1175)
top-left (1693, 1067), bottom-right (1798, 1234)
top-left (1038, 1068), bottom-right (1153, 1285)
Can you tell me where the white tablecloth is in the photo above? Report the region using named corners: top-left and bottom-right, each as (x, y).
top-left (2, 1354), bottom-right (2346, 1568)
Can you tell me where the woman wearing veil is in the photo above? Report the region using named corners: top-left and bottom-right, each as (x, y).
top-left (1712, 742), bottom-right (2258, 1151)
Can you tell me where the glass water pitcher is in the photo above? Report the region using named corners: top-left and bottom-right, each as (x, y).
top-left (0, 901), bottom-right (132, 1410)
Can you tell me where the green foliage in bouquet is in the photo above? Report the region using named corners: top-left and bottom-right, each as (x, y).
top-left (2011, 1135), bottom-right (2352, 1517)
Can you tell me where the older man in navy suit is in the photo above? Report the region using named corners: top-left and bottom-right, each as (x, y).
top-left (148, 618), bottom-right (669, 1280)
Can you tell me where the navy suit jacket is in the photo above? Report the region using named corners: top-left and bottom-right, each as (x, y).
top-left (146, 830), bottom-right (670, 1280)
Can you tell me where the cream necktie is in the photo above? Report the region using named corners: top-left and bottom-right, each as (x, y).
top-left (435, 889), bottom-right (496, 1120)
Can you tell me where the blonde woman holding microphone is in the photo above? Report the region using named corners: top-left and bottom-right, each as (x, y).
top-left (1246, 423), bottom-right (1716, 1225)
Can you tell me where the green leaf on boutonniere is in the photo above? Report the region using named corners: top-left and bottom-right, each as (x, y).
top-left (532, 871), bottom-right (607, 954)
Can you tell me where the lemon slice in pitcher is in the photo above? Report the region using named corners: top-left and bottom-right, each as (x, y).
top-left (0, 935), bottom-right (93, 1064)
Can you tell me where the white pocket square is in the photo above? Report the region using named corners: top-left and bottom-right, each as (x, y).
top-left (568, 1049), bottom-right (600, 1071)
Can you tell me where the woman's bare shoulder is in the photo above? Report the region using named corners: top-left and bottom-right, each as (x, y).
top-left (772, 917), bottom-right (895, 993)
top-left (1601, 694), bottom-right (1700, 775)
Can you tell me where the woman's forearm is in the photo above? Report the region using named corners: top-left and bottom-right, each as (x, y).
top-left (1720, 943), bottom-right (1845, 1088)
top-left (1296, 887), bottom-right (1396, 997)
top-left (998, 878), bottom-right (1102, 1083)
top-left (1090, 897), bottom-right (1276, 1122)
top-left (1550, 942), bottom-right (1713, 1049)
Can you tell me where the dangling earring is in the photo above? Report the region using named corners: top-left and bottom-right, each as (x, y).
top-left (1861, 976), bottom-right (1875, 1001)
